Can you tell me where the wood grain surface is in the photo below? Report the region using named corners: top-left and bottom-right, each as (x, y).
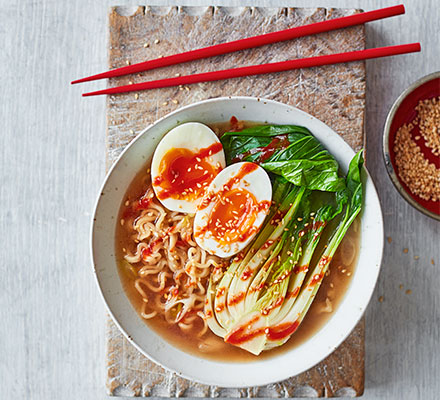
top-left (1, 1), bottom-right (439, 400)
top-left (105, 5), bottom-right (366, 397)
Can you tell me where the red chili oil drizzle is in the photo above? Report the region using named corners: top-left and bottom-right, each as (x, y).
top-left (233, 251), bottom-right (245, 263)
top-left (227, 291), bottom-right (246, 307)
top-left (141, 237), bottom-right (164, 259)
top-left (153, 142), bottom-right (223, 201)
top-left (175, 240), bottom-right (187, 248)
top-left (241, 267), bottom-right (253, 281)
top-left (225, 318), bottom-right (301, 345)
top-left (310, 273), bottom-right (324, 286)
top-left (224, 315), bottom-right (263, 345)
top-left (248, 282), bottom-right (265, 294)
top-left (232, 135), bottom-right (291, 163)
top-left (259, 136), bottom-right (291, 162)
top-left (286, 286), bottom-right (300, 299)
top-left (228, 116), bottom-right (244, 132)
top-left (293, 264), bottom-right (308, 274)
top-left (267, 321), bottom-right (300, 341)
top-left (307, 255), bottom-right (332, 288)
top-left (262, 296), bottom-right (285, 316)
top-left (122, 190), bottom-right (154, 219)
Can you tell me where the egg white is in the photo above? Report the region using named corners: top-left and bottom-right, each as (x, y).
top-left (151, 122), bottom-right (226, 213)
top-left (194, 162), bottom-right (272, 258)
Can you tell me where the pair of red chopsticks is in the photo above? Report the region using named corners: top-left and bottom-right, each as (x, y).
top-left (73, 4), bottom-right (420, 97)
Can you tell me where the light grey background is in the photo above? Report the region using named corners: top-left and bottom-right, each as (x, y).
top-left (1, 0), bottom-right (438, 399)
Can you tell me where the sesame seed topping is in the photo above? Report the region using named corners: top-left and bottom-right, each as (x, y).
top-left (393, 96), bottom-right (440, 201)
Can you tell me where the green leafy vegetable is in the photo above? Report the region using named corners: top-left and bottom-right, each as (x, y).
top-left (204, 145), bottom-right (365, 355)
top-left (220, 125), bottom-right (345, 192)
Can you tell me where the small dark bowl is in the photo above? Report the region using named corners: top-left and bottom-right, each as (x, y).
top-left (383, 71), bottom-right (440, 220)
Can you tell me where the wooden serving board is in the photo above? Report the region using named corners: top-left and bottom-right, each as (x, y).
top-left (105, 5), bottom-right (366, 397)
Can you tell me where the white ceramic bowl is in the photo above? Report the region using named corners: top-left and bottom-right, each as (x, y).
top-left (91, 97), bottom-right (383, 387)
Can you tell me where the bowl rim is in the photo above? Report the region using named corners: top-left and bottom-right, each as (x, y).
top-left (382, 70), bottom-right (440, 221)
top-left (91, 96), bottom-right (384, 387)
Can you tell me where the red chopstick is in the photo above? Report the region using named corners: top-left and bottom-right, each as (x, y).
top-left (72, 4), bottom-right (405, 85)
top-left (83, 43), bottom-right (421, 97)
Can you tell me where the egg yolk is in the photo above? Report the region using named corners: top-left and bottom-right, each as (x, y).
top-left (205, 188), bottom-right (270, 245)
top-left (153, 143), bottom-right (223, 201)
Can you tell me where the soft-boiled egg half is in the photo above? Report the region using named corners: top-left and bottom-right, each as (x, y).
top-left (194, 162), bottom-right (272, 258)
top-left (151, 123), bottom-right (226, 213)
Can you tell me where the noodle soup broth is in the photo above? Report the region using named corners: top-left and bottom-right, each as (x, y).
top-left (115, 121), bottom-right (361, 362)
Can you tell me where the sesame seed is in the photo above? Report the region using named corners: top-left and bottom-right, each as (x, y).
top-left (378, 296), bottom-right (384, 303)
top-left (393, 96), bottom-right (440, 201)
top-left (154, 39), bottom-right (160, 44)
top-left (162, 101), bottom-right (168, 106)
top-left (134, 93), bottom-right (139, 100)
top-left (414, 255), bottom-right (419, 260)
top-left (172, 99), bottom-right (179, 104)
top-left (405, 289), bottom-right (412, 295)
top-left (125, 60), bottom-right (130, 65)
top-left (143, 42), bottom-right (149, 48)
top-left (387, 236), bottom-right (392, 244)
top-left (130, 129), bottom-right (135, 134)
top-left (403, 248), bottom-right (409, 254)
